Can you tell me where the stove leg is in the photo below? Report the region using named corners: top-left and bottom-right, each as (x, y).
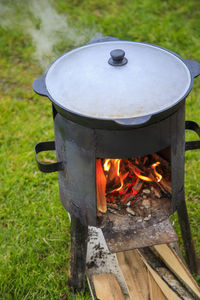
top-left (177, 199), bottom-right (199, 274)
top-left (67, 215), bottom-right (88, 292)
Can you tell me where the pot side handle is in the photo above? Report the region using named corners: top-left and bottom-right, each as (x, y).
top-left (35, 141), bottom-right (63, 173)
top-left (33, 75), bottom-right (49, 97)
top-left (185, 121), bottom-right (200, 151)
top-left (114, 114), bottom-right (152, 126)
top-left (184, 59), bottom-right (200, 78)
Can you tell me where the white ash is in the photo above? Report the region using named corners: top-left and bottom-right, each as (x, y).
top-left (143, 189), bottom-right (151, 194)
top-left (126, 207), bottom-right (136, 216)
top-left (144, 214), bottom-right (152, 221)
top-left (137, 218), bottom-right (143, 223)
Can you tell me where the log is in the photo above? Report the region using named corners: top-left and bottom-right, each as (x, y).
top-left (152, 153), bottom-right (170, 170)
top-left (152, 244), bottom-right (200, 299)
top-left (96, 159), bottom-right (107, 213)
top-left (138, 248), bottom-right (196, 300)
top-left (87, 228), bottom-right (199, 300)
top-left (138, 250), bottom-right (183, 300)
top-left (92, 273), bottom-right (125, 300)
top-left (128, 162), bottom-right (152, 182)
top-left (148, 270), bottom-right (167, 300)
top-left (132, 178), bottom-right (144, 193)
top-left (159, 178), bottom-right (172, 194)
top-left (116, 250), bottom-right (149, 300)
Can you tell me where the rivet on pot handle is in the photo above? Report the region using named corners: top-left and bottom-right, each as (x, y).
top-left (185, 121), bottom-right (200, 151)
top-left (114, 114), bottom-right (152, 126)
top-left (184, 59), bottom-right (200, 78)
top-left (35, 141), bottom-right (64, 173)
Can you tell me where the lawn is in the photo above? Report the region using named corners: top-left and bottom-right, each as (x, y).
top-left (0, 0), bottom-right (200, 299)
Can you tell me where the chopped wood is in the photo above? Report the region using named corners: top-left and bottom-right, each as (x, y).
top-left (87, 228), bottom-right (198, 300)
top-left (96, 159), bottom-right (107, 213)
top-left (148, 171), bottom-right (172, 196)
top-left (151, 185), bottom-right (162, 198)
top-left (92, 273), bottom-right (125, 300)
top-left (148, 270), bottom-right (167, 300)
top-left (152, 153), bottom-right (170, 170)
top-left (121, 194), bottom-right (135, 204)
top-left (132, 178), bottom-right (144, 193)
top-left (128, 162), bottom-right (151, 180)
top-left (138, 248), bottom-right (196, 300)
top-left (152, 244), bottom-right (200, 299)
top-left (116, 250), bottom-right (149, 300)
top-left (170, 242), bottom-right (187, 266)
top-left (138, 250), bottom-right (182, 300)
top-left (160, 178), bottom-right (172, 194)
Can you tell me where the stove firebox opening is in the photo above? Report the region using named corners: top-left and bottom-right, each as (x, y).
top-left (96, 148), bottom-right (171, 218)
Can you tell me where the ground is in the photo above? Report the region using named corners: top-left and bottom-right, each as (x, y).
top-left (0, 0), bottom-right (200, 299)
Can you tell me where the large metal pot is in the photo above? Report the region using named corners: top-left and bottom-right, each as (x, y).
top-left (33, 37), bottom-right (200, 129)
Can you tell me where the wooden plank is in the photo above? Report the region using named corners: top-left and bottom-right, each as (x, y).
top-left (148, 270), bottom-right (167, 300)
top-left (102, 215), bottom-right (177, 253)
top-left (92, 273), bottom-right (125, 300)
top-left (153, 244), bottom-right (200, 299)
top-left (116, 250), bottom-right (149, 300)
top-left (138, 250), bottom-right (183, 300)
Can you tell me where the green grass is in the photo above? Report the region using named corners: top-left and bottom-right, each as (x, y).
top-left (0, 0), bottom-right (200, 299)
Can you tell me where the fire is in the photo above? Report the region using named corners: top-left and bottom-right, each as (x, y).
top-left (103, 158), bottom-right (163, 195)
top-left (114, 159), bottom-right (120, 176)
top-left (132, 168), bottom-right (153, 182)
top-left (103, 159), bottom-right (127, 192)
top-left (97, 156), bottom-right (168, 214)
top-left (104, 159), bottom-right (111, 171)
top-left (151, 162), bottom-right (162, 182)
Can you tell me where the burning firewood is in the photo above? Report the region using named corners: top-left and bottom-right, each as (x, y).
top-left (96, 159), bottom-right (107, 213)
top-left (96, 153), bottom-right (172, 215)
top-left (132, 178), bottom-right (144, 193)
top-left (159, 178), bottom-right (172, 195)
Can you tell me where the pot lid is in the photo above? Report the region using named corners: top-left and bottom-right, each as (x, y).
top-left (45, 41), bottom-right (191, 120)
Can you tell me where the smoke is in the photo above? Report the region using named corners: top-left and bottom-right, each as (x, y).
top-left (0, 0), bottom-right (101, 69)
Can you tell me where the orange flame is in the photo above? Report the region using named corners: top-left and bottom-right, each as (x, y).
top-left (114, 159), bottom-right (120, 176)
top-left (131, 165), bottom-right (153, 182)
top-left (104, 159), bottom-right (111, 171)
top-left (151, 161), bottom-right (162, 182)
top-left (134, 172), bottom-right (153, 182)
top-left (103, 159), bottom-right (128, 192)
top-left (103, 158), bottom-right (163, 196)
top-left (114, 171), bottom-right (129, 192)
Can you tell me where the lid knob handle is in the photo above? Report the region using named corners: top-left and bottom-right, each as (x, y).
top-left (108, 49), bottom-right (128, 66)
